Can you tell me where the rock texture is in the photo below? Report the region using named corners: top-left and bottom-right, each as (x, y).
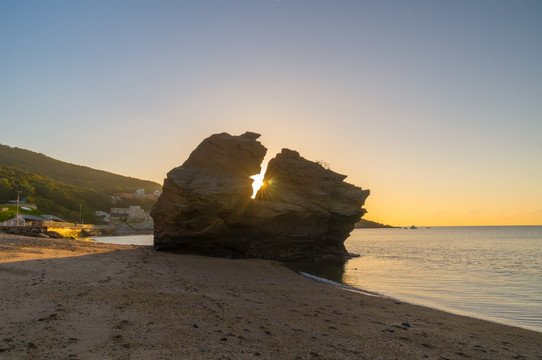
top-left (151, 132), bottom-right (369, 261)
top-left (237, 149), bottom-right (369, 260)
top-left (151, 132), bottom-right (267, 253)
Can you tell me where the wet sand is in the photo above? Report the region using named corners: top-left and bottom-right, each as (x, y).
top-left (1, 233), bottom-right (541, 359)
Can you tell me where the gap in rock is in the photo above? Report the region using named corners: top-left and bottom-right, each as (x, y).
top-left (250, 164), bottom-right (267, 199)
top-left (250, 145), bottom-right (278, 199)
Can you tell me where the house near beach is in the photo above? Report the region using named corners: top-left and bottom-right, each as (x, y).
top-left (7, 200), bottom-right (37, 209)
top-left (2, 214), bottom-right (65, 227)
top-left (95, 210), bottom-right (110, 223)
top-left (110, 189), bottom-right (161, 203)
top-left (135, 189), bottom-right (146, 197)
top-left (109, 206), bottom-right (151, 224)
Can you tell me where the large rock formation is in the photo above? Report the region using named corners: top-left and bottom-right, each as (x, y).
top-left (151, 132), bottom-right (370, 261)
top-left (236, 149), bottom-right (369, 260)
top-left (151, 132), bottom-right (267, 252)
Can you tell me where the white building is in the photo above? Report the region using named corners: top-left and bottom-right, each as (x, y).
top-left (95, 211), bottom-right (110, 223)
top-left (110, 206), bottom-right (150, 222)
top-left (3, 215), bottom-right (25, 226)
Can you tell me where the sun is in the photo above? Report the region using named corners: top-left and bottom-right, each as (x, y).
top-left (250, 169), bottom-right (266, 199)
top-left (250, 173), bottom-right (265, 199)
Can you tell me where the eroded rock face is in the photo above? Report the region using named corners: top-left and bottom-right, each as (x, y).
top-left (151, 132), bottom-right (370, 261)
top-left (150, 132), bottom-right (267, 253)
top-left (237, 149), bottom-right (369, 260)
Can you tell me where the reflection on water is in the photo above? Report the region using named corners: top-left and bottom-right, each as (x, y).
top-left (91, 234), bottom-right (153, 246)
top-left (294, 227), bottom-right (542, 333)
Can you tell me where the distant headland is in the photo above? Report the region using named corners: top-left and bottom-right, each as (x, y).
top-left (355, 218), bottom-right (397, 228)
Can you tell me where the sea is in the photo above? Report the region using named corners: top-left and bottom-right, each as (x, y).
top-left (92, 226), bottom-right (542, 333)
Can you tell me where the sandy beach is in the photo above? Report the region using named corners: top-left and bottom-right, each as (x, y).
top-left (1, 233), bottom-right (541, 359)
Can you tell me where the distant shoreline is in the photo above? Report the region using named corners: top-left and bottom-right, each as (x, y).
top-left (355, 218), bottom-right (397, 228)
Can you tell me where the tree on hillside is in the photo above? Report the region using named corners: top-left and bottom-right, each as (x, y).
top-left (0, 166), bottom-right (113, 223)
top-left (0, 178), bottom-right (12, 201)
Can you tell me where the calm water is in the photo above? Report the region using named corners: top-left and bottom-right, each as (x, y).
top-left (92, 234), bottom-right (154, 246)
top-left (336, 226), bottom-right (541, 333)
top-left (93, 227), bottom-right (542, 332)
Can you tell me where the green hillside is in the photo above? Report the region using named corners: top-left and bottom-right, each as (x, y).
top-left (0, 166), bottom-right (112, 223)
top-left (0, 144), bottom-right (161, 194)
top-left (0, 144), bottom-right (162, 223)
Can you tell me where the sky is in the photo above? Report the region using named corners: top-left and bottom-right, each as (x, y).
top-left (1, 0), bottom-right (541, 226)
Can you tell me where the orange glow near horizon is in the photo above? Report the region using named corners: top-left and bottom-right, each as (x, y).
top-left (364, 198), bottom-right (542, 227)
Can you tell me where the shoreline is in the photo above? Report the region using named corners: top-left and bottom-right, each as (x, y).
top-left (92, 233), bottom-right (542, 333)
top-left (299, 271), bottom-right (542, 334)
top-left (92, 232), bottom-right (542, 334)
top-left (1, 233), bottom-right (541, 359)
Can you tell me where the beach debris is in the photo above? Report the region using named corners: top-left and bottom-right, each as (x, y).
top-left (151, 131), bottom-right (369, 261)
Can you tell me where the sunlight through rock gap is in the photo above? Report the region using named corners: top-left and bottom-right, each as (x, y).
top-left (250, 166), bottom-right (267, 199)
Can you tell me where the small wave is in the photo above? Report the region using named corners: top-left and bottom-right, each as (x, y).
top-left (299, 271), bottom-right (381, 297)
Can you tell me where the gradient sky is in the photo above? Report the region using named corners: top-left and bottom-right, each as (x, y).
top-left (1, 0), bottom-right (541, 226)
